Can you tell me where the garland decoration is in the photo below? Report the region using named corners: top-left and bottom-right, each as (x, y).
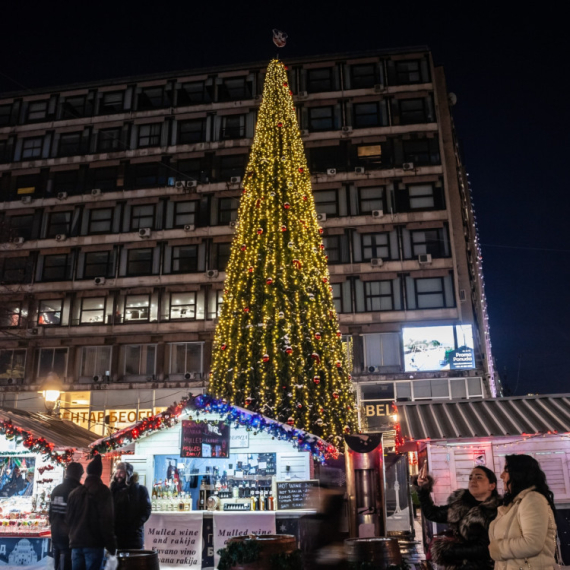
top-left (89, 392), bottom-right (339, 463)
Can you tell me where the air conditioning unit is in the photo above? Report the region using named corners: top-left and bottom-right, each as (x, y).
top-left (316, 213), bottom-right (327, 222)
top-left (6, 377), bottom-right (20, 386)
top-left (27, 328), bottom-right (39, 336)
top-left (138, 228), bottom-right (151, 238)
top-left (186, 180), bottom-right (197, 188)
top-left (230, 176), bottom-right (241, 185)
top-left (372, 209), bottom-right (384, 218)
top-left (93, 375), bottom-right (108, 383)
top-left (12, 237), bottom-right (25, 245)
top-left (297, 91), bottom-right (308, 98)
top-left (374, 84), bottom-right (386, 93)
top-left (368, 365), bottom-right (382, 373)
top-left (371, 258), bottom-right (383, 267)
top-left (184, 224), bottom-right (195, 232)
top-left (326, 169), bottom-right (336, 176)
top-left (229, 221), bottom-right (237, 228)
top-left (341, 126), bottom-right (352, 134)
top-left (184, 372), bottom-right (198, 380)
top-left (418, 253), bottom-right (433, 264)
top-left (175, 181), bottom-right (186, 189)
top-left (355, 167), bottom-right (365, 174)
top-left (94, 276), bottom-right (106, 285)
top-left (21, 196), bottom-right (33, 204)
top-left (91, 188), bottom-right (102, 196)
top-left (205, 269), bottom-right (219, 278)
top-left (301, 129), bottom-right (309, 137)
top-left (55, 234), bottom-right (67, 242)
top-left (402, 162), bottom-right (415, 171)
top-left (57, 192), bottom-right (68, 200)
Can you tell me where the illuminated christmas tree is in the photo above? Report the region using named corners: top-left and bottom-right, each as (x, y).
top-left (209, 59), bottom-right (358, 443)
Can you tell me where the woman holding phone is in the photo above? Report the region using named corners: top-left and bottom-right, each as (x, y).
top-left (414, 462), bottom-right (500, 570)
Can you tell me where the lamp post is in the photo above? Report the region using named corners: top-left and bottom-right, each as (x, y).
top-left (40, 372), bottom-right (63, 415)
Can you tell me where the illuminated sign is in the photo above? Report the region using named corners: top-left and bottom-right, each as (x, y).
top-left (362, 401), bottom-right (396, 431)
top-left (61, 409), bottom-right (155, 425)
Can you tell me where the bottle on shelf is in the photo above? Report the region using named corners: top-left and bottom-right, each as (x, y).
top-left (268, 490), bottom-right (275, 511)
top-left (199, 480), bottom-right (206, 510)
top-left (250, 492), bottom-right (256, 511)
top-left (179, 492), bottom-right (185, 512)
top-left (259, 489), bottom-right (265, 511)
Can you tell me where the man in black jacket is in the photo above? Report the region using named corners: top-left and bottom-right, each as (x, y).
top-left (110, 462), bottom-right (151, 549)
top-left (67, 455), bottom-right (117, 570)
top-left (49, 462), bottom-right (84, 570)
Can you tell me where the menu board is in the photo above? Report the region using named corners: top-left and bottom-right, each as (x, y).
top-left (180, 420), bottom-right (230, 458)
top-left (276, 480), bottom-right (319, 510)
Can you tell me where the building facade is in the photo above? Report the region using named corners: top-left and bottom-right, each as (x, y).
top-left (0, 47), bottom-right (497, 436)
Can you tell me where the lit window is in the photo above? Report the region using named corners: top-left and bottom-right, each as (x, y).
top-left (38, 300), bottom-right (62, 326)
top-left (124, 295), bottom-right (150, 322)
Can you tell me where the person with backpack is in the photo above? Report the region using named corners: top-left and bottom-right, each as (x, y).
top-left (66, 455), bottom-right (117, 570)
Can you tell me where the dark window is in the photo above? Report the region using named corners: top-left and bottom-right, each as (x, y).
top-left (15, 173), bottom-right (41, 195)
top-left (395, 60), bottom-right (422, 84)
top-left (127, 249), bottom-right (153, 276)
top-left (47, 211), bottom-right (72, 238)
top-left (79, 297), bottom-right (106, 324)
top-left (84, 251), bottom-right (114, 278)
top-left (99, 91), bottom-right (124, 115)
top-left (219, 154), bottom-right (246, 180)
top-left (174, 201), bottom-right (197, 228)
top-left (331, 283), bottom-right (343, 313)
top-left (351, 64), bottom-right (378, 89)
top-left (8, 215), bottom-right (34, 241)
top-left (219, 78), bottom-right (251, 102)
top-left (177, 158), bottom-right (206, 183)
top-left (170, 292), bottom-right (196, 320)
top-left (0, 349), bottom-right (26, 378)
top-left (58, 132), bottom-right (82, 157)
top-left (221, 115), bottom-right (246, 139)
top-left (178, 82), bottom-right (212, 106)
top-left (22, 137), bottom-right (43, 159)
top-left (171, 245), bottom-right (199, 273)
top-left (408, 184), bottom-right (436, 210)
top-left (124, 344), bottom-right (155, 374)
top-left (213, 242), bottom-right (231, 271)
top-left (37, 348), bottom-right (67, 378)
top-left (138, 124), bottom-right (162, 148)
top-left (61, 96), bottom-right (88, 119)
top-left (27, 101), bottom-right (48, 122)
top-left (98, 128), bottom-right (121, 152)
top-left (131, 163), bottom-right (167, 188)
top-left (308, 107), bottom-right (334, 131)
top-left (361, 233), bottom-right (390, 261)
top-left (124, 295), bottom-right (150, 322)
top-left (138, 87), bottom-right (171, 110)
top-left (0, 257), bottom-right (33, 284)
top-left (411, 228), bottom-right (448, 258)
top-left (307, 68), bottom-right (333, 92)
top-left (309, 146), bottom-right (341, 173)
top-left (218, 198), bottom-right (239, 224)
top-left (364, 281), bottom-right (393, 311)
top-left (131, 204), bottom-right (155, 230)
top-left (399, 98), bottom-right (430, 124)
top-left (402, 139), bottom-right (439, 165)
top-left (415, 277), bottom-right (446, 309)
top-left (359, 186), bottom-right (384, 214)
top-left (323, 235), bottom-right (341, 263)
top-left (207, 290), bottom-right (224, 320)
top-left (38, 299), bottom-right (62, 326)
top-left (0, 139), bottom-right (10, 164)
top-left (90, 166), bottom-right (118, 191)
top-left (42, 254), bottom-right (72, 281)
top-left (313, 190), bottom-right (338, 216)
top-left (178, 119), bottom-right (206, 144)
top-left (0, 302), bottom-right (22, 327)
top-left (0, 104), bottom-right (12, 126)
top-left (88, 208), bottom-right (113, 234)
top-left (53, 171), bottom-right (79, 195)
top-left (353, 103), bottom-right (385, 128)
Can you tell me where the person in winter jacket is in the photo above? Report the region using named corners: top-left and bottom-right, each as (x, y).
top-left (489, 454), bottom-right (557, 570)
top-left (66, 455), bottom-right (117, 570)
top-left (110, 462), bottom-right (151, 550)
top-left (49, 462), bottom-right (84, 570)
top-left (414, 464), bottom-right (500, 570)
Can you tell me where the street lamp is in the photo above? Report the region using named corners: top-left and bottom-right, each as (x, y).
top-left (40, 372), bottom-right (63, 415)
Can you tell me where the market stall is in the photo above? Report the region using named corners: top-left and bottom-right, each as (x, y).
top-left (0, 407), bottom-right (103, 570)
top-left (90, 393), bottom-right (341, 570)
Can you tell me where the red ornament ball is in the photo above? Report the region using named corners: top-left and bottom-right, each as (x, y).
top-left (289, 90), bottom-right (293, 96)
top-left (315, 332), bottom-right (321, 340)
top-left (266, 277), bottom-right (273, 285)
top-left (285, 346), bottom-right (293, 354)
top-left (319, 228), bottom-right (324, 234)
top-left (262, 354), bottom-right (270, 362)
top-left (284, 202), bottom-right (291, 210)
top-left (332, 391), bottom-right (339, 399)
top-left (322, 277), bottom-right (328, 283)
top-left (302, 195), bottom-right (308, 201)
top-left (311, 352), bottom-right (321, 363)
top-left (244, 307), bottom-right (250, 313)
top-left (298, 167), bottom-right (304, 173)
top-left (277, 122), bottom-right (283, 128)
top-left (287, 417), bottom-right (295, 426)
top-left (335, 361), bottom-right (342, 368)
top-left (257, 228), bottom-right (263, 234)
top-left (284, 65), bottom-right (289, 70)
top-left (344, 426), bottom-right (351, 434)
top-left (297, 403), bottom-right (303, 409)
top-left (240, 244), bottom-right (246, 251)
top-left (320, 244), bottom-right (325, 250)
top-left (281, 225), bottom-right (287, 232)
top-left (283, 82), bottom-right (288, 87)
top-left (248, 266), bottom-right (254, 273)
top-left (337, 332), bottom-right (342, 337)
top-left (313, 376), bottom-right (320, 385)
top-left (221, 343), bottom-right (227, 350)
top-left (245, 397), bottom-right (253, 406)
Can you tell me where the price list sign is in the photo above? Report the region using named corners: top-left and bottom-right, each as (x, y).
top-left (276, 480), bottom-right (319, 510)
top-left (180, 420), bottom-right (230, 458)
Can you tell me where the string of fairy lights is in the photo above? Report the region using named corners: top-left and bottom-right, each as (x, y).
top-left (208, 60), bottom-right (358, 444)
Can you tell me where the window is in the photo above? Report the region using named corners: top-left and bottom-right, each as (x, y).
top-left (80, 346), bottom-right (112, 377)
top-left (363, 332), bottom-right (401, 371)
top-left (130, 204), bottom-right (155, 230)
top-left (79, 297), bottom-right (106, 324)
top-left (138, 124), bottom-right (162, 148)
top-left (364, 281), bottom-right (393, 311)
top-left (173, 201), bottom-right (197, 228)
top-left (138, 87), bottom-right (171, 110)
top-left (27, 101), bottom-right (48, 122)
top-left (124, 345), bottom-right (156, 376)
top-left (361, 233), bottom-right (390, 261)
top-left (0, 257), bottom-right (33, 284)
top-left (351, 64), bottom-right (377, 89)
top-left (307, 68), bottom-right (333, 92)
top-left (331, 283), bottom-right (343, 313)
top-left (42, 254), bottom-right (72, 281)
top-left (8, 215), bottom-right (34, 241)
top-left (84, 251), bottom-right (114, 278)
top-left (178, 119), bottom-right (206, 144)
top-left (53, 170), bottom-right (79, 195)
top-left (219, 154), bottom-right (246, 180)
top-left (353, 103), bottom-right (385, 128)
top-left (177, 158), bottom-right (206, 183)
top-left (409, 184), bottom-right (435, 210)
top-left (90, 166), bottom-right (118, 191)
top-left (98, 128), bottom-right (121, 152)
top-left (61, 96), bottom-right (88, 119)
top-left (0, 104), bottom-right (12, 126)
top-left (415, 277), bottom-right (445, 309)
top-left (171, 245), bottom-right (198, 273)
top-left (313, 190), bottom-right (338, 216)
top-left (99, 91), bottom-right (124, 115)
top-left (131, 162), bottom-right (167, 188)
top-left (22, 137), bottom-right (43, 159)
top-left (170, 343), bottom-right (203, 374)
top-left (0, 302), bottom-right (22, 327)
top-left (213, 242), bottom-right (231, 271)
top-left (170, 292), bottom-right (196, 320)
top-left (399, 98), bottom-right (431, 124)
top-left (88, 208), bottom-right (113, 234)
top-left (308, 107), bottom-right (334, 131)
top-left (124, 295), bottom-right (150, 322)
top-left (359, 186), bottom-right (384, 214)
top-left (323, 236), bottom-right (341, 263)
top-left (413, 379), bottom-right (450, 399)
top-left (219, 78), bottom-right (251, 102)
top-left (126, 249), bottom-right (153, 276)
top-left (309, 146), bottom-right (341, 173)
top-left (58, 132), bottom-right (82, 157)
top-left (0, 139), bottom-right (10, 163)
top-left (218, 198), bottom-right (239, 224)
top-left (37, 347), bottom-right (68, 379)
top-left (402, 139), bottom-right (439, 165)
top-left (47, 211), bottom-right (72, 238)
top-left (15, 173), bottom-right (41, 195)
top-left (38, 300), bottom-right (62, 326)
top-left (207, 289), bottom-right (224, 319)
top-left (221, 115), bottom-right (246, 139)
top-left (411, 228), bottom-right (449, 258)
top-left (178, 81), bottom-right (212, 106)
top-left (0, 349), bottom-right (26, 379)
top-left (395, 60), bottom-right (422, 84)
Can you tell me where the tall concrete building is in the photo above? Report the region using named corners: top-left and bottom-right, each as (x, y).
top-left (0, 47), bottom-right (497, 437)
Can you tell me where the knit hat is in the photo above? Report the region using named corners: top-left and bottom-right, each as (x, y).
top-left (66, 462), bottom-right (84, 481)
top-left (87, 455), bottom-right (103, 477)
top-left (115, 461), bottom-right (134, 483)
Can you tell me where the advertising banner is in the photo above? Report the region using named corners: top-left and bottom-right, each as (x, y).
top-left (180, 420), bottom-right (230, 458)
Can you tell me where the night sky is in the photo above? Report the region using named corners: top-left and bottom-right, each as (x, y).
top-left (2, 2), bottom-right (568, 396)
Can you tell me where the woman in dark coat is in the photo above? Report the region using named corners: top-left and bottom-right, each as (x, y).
top-left (414, 464), bottom-right (500, 570)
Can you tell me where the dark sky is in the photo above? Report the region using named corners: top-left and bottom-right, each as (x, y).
top-left (2, 1), bottom-right (569, 395)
